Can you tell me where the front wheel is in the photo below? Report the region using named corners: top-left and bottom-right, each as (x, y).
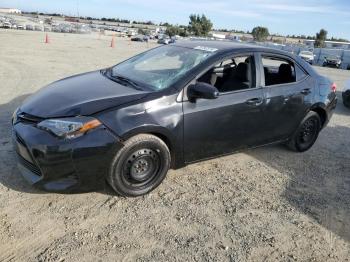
top-left (287, 111), bottom-right (321, 152)
top-left (107, 134), bottom-right (171, 197)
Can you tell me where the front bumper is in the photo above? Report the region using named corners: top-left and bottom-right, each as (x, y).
top-left (12, 121), bottom-right (123, 192)
top-left (324, 62), bottom-right (341, 68)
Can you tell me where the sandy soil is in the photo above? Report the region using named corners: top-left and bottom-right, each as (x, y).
top-left (0, 29), bottom-right (350, 262)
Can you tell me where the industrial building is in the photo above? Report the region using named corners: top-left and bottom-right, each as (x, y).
top-left (0, 8), bottom-right (22, 14)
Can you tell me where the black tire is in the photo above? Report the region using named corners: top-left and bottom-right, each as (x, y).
top-left (107, 134), bottom-right (170, 197)
top-left (287, 111), bottom-right (321, 152)
top-left (343, 91), bottom-right (350, 108)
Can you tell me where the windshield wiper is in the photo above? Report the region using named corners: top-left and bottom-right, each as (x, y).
top-left (111, 74), bottom-right (143, 90)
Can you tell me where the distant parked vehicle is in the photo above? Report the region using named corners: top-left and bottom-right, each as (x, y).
top-left (157, 37), bottom-right (175, 45)
top-left (17, 24), bottom-right (25, 30)
top-left (26, 24), bottom-right (34, 31)
top-left (52, 26), bottom-right (61, 33)
top-left (342, 80), bottom-right (350, 108)
top-left (34, 25), bottom-right (43, 31)
top-left (131, 35), bottom-right (147, 42)
top-left (323, 55), bottom-right (342, 68)
top-left (2, 21), bottom-right (12, 29)
top-left (77, 25), bottom-right (91, 34)
top-left (127, 30), bottom-right (137, 37)
top-left (61, 25), bottom-right (71, 33)
top-left (44, 26), bottom-right (51, 32)
top-left (298, 51), bottom-right (315, 64)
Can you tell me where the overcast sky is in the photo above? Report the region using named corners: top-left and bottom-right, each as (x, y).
top-left (1, 0), bottom-right (349, 39)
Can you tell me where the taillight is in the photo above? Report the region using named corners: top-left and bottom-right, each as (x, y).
top-left (331, 83), bottom-right (337, 93)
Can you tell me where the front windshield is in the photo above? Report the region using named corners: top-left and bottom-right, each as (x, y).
top-left (111, 45), bottom-right (215, 91)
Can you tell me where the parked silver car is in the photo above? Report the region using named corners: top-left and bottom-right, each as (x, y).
top-left (298, 51), bottom-right (315, 64)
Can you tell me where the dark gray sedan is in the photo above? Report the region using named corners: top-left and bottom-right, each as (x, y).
top-left (12, 41), bottom-right (337, 196)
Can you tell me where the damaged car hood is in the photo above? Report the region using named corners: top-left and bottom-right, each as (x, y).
top-left (20, 70), bottom-right (150, 118)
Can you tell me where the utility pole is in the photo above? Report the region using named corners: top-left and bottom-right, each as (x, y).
top-left (76, 0), bottom-right (80, 18)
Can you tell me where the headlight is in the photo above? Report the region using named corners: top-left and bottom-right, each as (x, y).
top-left (37, 116), bottom-right (102, 139)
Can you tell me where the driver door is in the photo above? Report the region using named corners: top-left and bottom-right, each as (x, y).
top-left (182, 53), bottom-right (267, 163)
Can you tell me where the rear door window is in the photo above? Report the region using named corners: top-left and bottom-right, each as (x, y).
top-left (261, 56), bottom-right (296, 86)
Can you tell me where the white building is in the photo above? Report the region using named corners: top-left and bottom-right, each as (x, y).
top-left (0, 8), bottom-right (22, 14)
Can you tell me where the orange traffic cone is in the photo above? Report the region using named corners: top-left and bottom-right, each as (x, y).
top-left (45, 33), bottom-right (49, 44)
top-left (110, 35), bottom-right (115, 48)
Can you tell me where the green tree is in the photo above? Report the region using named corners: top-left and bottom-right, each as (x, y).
top-left (138, 28), bottom-right (150, 35)
top-left (314, 29), bottom-right (327, 48)
top-left (188, 14), bottom-right (213, 36)
top-left (251, 26), bottom-right (269, 42)
top-left (166, 25), bottom-right (180, 37)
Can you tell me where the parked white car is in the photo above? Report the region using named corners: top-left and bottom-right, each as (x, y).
top-left (298, 51), bottom-right (315, 64)
top-left (2, 21), bottom-right (12, 29)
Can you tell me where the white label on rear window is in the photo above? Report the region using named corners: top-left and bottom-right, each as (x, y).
top-left (194, 46), bottom-right (218, 52)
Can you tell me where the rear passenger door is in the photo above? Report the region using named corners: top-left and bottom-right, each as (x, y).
top-left (258, 53), bottom-right (314, 142)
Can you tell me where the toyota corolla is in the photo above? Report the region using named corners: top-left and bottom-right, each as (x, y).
top-left (12, 41), bottom-right (337, 196)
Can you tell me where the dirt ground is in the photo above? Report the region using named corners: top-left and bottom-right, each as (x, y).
top-left (0, 30), bottom-right (349, 262)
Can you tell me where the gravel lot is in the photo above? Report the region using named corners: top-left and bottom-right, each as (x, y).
top-left (0, 30), bottom-right (349, 262)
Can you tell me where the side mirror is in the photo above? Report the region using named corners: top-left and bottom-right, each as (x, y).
top-left (188, 82), bottom-right (219, 101)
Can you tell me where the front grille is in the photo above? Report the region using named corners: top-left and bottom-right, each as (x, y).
top-left (13, 131), bottom-right (42, 177)
top-left (17, 153), bottom-right (42, 177)
top-left (15, 132), bottom-right (26, 146)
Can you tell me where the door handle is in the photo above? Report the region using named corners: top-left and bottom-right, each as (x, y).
top-left (300, 88), bottom-right (311, 95)
top-left (246, 98), bottom-right (263, 106)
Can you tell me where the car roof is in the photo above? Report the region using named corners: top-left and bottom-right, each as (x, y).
top-left (172, 40), bottom-right (317, 77)
top-left (173, 40), bottom-right (284, 54)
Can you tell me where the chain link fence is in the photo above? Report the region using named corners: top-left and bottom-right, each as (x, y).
top-left (256, 42), bottom-right (350, 69)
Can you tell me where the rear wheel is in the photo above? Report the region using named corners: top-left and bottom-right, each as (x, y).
top-left (287, 111), bottom-right (321, 152)
top-left (108, 134), bottom-right (170, 197)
